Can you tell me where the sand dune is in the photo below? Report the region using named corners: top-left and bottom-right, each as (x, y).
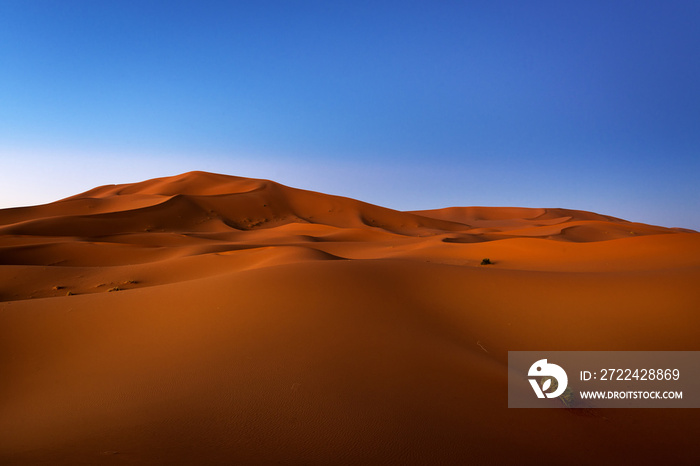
top-left (1, 171), bottom-right (698, 464)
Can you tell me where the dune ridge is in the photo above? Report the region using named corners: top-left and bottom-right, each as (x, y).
top-left (1, 171), bottom-right (699, 464)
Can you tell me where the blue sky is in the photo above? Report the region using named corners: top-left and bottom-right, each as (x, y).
top-left (1, 1), bottom-right (698, 229)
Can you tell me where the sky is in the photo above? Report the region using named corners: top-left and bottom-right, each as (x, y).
top-left (1, 0), bottom-right (698, 229)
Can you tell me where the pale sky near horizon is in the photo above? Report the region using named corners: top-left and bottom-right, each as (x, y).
top-left (1, 1), bottom-right (699, 229)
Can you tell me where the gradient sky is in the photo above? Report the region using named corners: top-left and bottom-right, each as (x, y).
top-left (1, 1), bottom-right (698, 229)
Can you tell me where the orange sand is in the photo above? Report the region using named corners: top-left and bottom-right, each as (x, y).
top-left (1, 171), bottom-right (698, 464)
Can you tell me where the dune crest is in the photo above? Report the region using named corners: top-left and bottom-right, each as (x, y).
top-left (0, 171), bottom-right (695, 301)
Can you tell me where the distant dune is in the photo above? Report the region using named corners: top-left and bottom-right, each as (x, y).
top-left (1, 171), bottom-right (699, 465)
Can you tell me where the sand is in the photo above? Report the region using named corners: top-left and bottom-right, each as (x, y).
top-left (1, 171), bottom-right (698, 464)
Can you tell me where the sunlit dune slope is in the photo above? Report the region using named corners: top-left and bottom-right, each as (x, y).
top-left (1, 171), bottom-right (698, 465)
